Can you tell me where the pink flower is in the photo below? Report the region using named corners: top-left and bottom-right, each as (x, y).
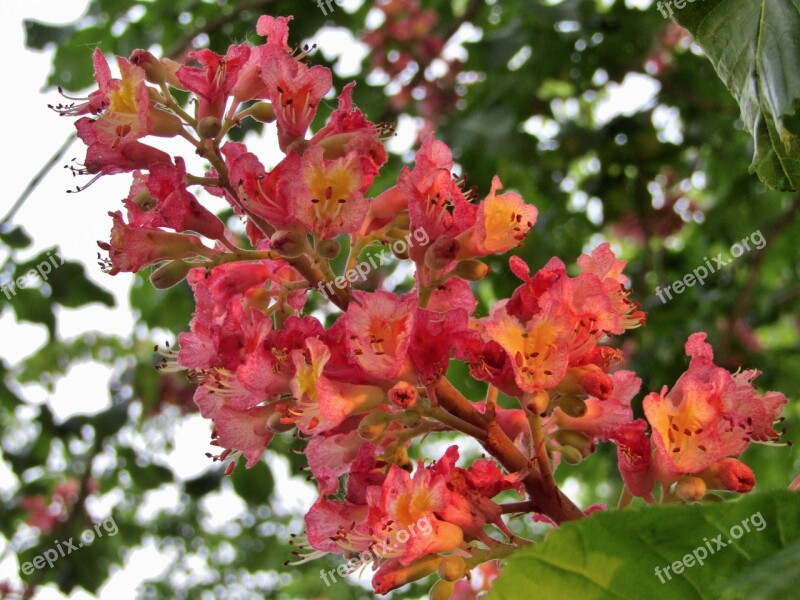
top-left (176, 45), bottom-right (250, 120)
top-left (97, 211), bottom-right (213, 275)
top-left (608, 419), bottom-right (656, 499)
top-left (457, 176), bottom-right (537, 257)
top-left (643, 333), bottom-right (787, 477)
top-left (261, 50), bottom-right (332, 150)
top-left (212, 404), bottom-right (275, 468)
top-left (123, 158), bottom-right (226, 240)
top-left (346, 291), bottom-right (416, 380)
top-left (289, 146), bottom-right (368, 238)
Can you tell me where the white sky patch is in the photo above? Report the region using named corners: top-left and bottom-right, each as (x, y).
top-left (161, 414), bottom-right (215, 480)
top-left (97, 541), bottom-right (177, 600)
top-left (136, 484), bottom-right (181, 522)
top-left (200, 486), bottom-right (247, 531)
top-left (47, 362), bottom-right (113, 420)
top-left (594, 73), bottom-right (660, 126)
top-left (652, 104), bottom-right (684, 144)
top-left (442, 22), bottom-right (482, 62)
top-left (522, 115), bottom-right (560, 142)
top-left (265, 452), bottom-right (317, 516)
top-left (309, 27), bottom-right (369, 78)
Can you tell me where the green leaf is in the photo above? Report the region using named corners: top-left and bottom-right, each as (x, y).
top-left (47, 262), bottom-right (115, 309)
top-left (24, 20), bottom-right (76, 50)
top-left (0, 226), bottom-right (32, 249)
top-left (672, 0), bottom-right (800, 191)
top-left (230, 459), bottom-right (274, 506)
top-left (719, 537), bottom-right (800, 600)
top-left (8, 288), bottom-right (56, 338)
top-left (14, 250), bottom-right (114, 309)
top-left (489, 490), bottom-right (800, 600)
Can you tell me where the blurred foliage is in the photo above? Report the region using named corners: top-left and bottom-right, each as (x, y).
top-left (1, 0), bottom-right (798, 598)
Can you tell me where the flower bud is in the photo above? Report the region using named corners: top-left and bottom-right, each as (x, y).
top-left (555, 430), bottom-right (594, 457)
top-left (149, 259), bottom-right (193, 289)
top-left (373, 555), bottom-right (443, 595)
top-left (553, 394), bottom-right (587, 418)
top-left (270, 230), bottom-right (308, 258)
top-left (197, 116), bottom-right (222, 139)
top-left (316, 238), bottom-right (341, 260)
top-left (130, 49), bottom-right (166, 85)
top-left (560, 445), bottom-right (584, 465)
top-left (149, 107), bottom-right (185, 138)
top-left (389, 381), bottom-right (418, 409)
top-left (159, 58), bottom-right (184, 89)
top-left (248, 101), bottom-right (276, 123)
top-left (451, 259), bottom-right (490, 281)
top-left (437, 555), bottom-right (467, 582)
top-left (697, 458), bottom-right (755, 493)
top-left (389, 211), bottom-right (411, 231)
top-left (358, 411), bottom-right (392, 441)
top-left (525, 389), bottom-right (550, 414)
top-left (425, 236), bottom-right (460, 270)
top-left (675, 476), bottom-right (707, 502)
top-left (429, 579), bottom-right (455, 600)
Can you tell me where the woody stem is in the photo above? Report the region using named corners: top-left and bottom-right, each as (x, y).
top-left (434, 378), bottom-right (584, 523)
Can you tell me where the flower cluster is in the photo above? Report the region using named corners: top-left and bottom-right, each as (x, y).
top-left (59, 14), bottom-right (789, 596)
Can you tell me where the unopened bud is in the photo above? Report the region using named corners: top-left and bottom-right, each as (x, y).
top-left (675, 476), bottom-right (707, 502)
top-left (525, 389), bottom-right (550, 414)
top-left (267, 411), bottom-right (295, 433)
top-left (555, 430), bottom-right (594, 457)
top-left (389, 381), bottom-right (418, 410)
top-left (270, 230), bottom-right (308, 258)
top-left (389, 212), bottom-right (411, 231)
top-left (358, 411), bottom-right (392, 441)
top-left (697, 457), bottom-right (755, 493)
top-left (249, 101), bottom-right (276, 123)
top-left (437, 555), bottom-right (467, 582)
top-left (429, 579), bottom-right (455, 600)
top-left (197, 117), bottom-right (222, 139)
top-left (317, 238), bottom-right (341, 260)
top-left (560, 445), bottom-right (584, 465)
top-left (451, 259), bottom-right (489, 281)
top-left (149, 107), bottom-right (185, 138)
top-left (160, 58), bottom-right (184, 89)
top-left (130, 49), bottom-right (166, 85)
top-left (553, 394), bottom-right (587, 418)
top-left (150, 260), bottom-right (193, 289)
top-left (425, 236), bottom-right (460, 270)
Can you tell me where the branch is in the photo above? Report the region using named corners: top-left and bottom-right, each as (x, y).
top-left (1, 133), bottom-right (76, 227)
top-left (434, 379), bottom-right (584, 523)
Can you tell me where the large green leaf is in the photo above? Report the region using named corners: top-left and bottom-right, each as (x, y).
top-left (489, 490), bottom-right (800, 600)
top-left (672, 0), bottom-right (800, 191)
